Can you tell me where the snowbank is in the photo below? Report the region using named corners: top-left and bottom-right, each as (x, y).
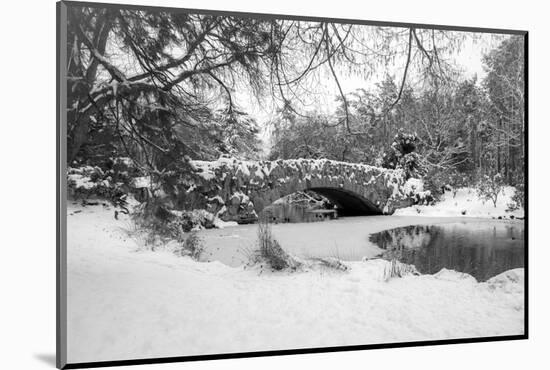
top-left (212, 218), bottom-right (239, 229)
top-left (67, 203), bottom-right (524, 363)
top-left (394, 186), bottom-right (524, 218)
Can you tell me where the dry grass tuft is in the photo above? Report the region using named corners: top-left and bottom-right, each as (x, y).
top-left (251, 218), bottom-right (301, 271)
top-left (383, 259), bottom-right (420, 281)
top-left (309, 257), bottom-right (349, 272)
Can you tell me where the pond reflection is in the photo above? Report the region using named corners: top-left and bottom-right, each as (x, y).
top-left (369, 222), bottom-right (524, 281)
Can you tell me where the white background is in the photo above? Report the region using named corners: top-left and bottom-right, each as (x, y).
top-left (0, 0), bottom-right (547, 369)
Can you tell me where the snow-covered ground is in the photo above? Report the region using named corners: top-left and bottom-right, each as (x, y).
top-left (67, 202), bottom-right (524, 364)
top-left (395, 186), bottom-right (524, 218)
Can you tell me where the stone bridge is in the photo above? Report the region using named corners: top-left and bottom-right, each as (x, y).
top-left (175, 157), bottom-right (419, 222)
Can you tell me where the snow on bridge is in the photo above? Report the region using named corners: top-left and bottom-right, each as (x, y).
top-left (176, 157), bottom-right (420, 222)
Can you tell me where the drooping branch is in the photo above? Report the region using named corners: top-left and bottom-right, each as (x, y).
top-left (75, 23), bottom-right (127, 82)
top-left (207, 71), bottom-right (234, 113)
top-left (163, 57), bottom-right (237, 91)
top-left (412, 29), bottom-right (434, 68)
top-left (324, 24), bottom-right (367, 135)
top-left (384, 28), bottom-right (413, 114)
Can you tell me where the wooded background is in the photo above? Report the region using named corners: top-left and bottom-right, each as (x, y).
top-left (66, 5), bottom-right (525, 197)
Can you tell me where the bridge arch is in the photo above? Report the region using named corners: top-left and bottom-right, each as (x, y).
top-left (307, 187), bottom-right (380, 216)
top-left (252, 178), bottom-right (382, 217)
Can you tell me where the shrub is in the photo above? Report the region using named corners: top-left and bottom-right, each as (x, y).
top-left (127, 206), bottom-right (205, 260)
top-left (174, 231), bottom-right (204, 260)
top-left (132, 201), bottom-right (183, 242)
top-left (67, 159), bottom-right (139, 202)
top-left (423, 167), bottom-right (470, 200)
top-left (253, 219), bottom-right (300, 270)
top-left (381, 130), bottom-right (427, 179)
top-left (511, 177), bottom-right (525, 210)
top-left (476, 173), bottom-right (505, 208)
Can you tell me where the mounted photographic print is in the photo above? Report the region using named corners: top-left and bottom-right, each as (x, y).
top-left (56, 1), bottom-right (528, 368)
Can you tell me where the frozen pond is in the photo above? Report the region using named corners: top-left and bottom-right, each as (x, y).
top-left (370, 222), bottom-right (524, 281)
top-left (198, 216), bottom-right (525, 273)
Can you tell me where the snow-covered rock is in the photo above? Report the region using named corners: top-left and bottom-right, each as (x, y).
top-left (486, 268), bottom-right (524, 293)
top-left (434, 268), bottom-right (478, 284)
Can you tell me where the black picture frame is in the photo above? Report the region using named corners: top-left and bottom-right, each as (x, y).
top-left (56, 1), bottom-right (529, 368)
